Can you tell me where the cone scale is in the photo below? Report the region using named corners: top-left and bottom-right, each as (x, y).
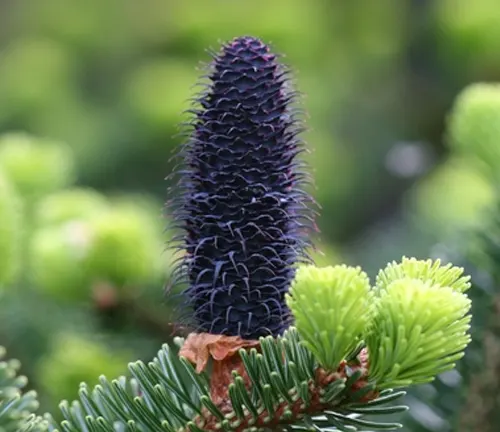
top-left (170, 36), bottom-right (313, 340)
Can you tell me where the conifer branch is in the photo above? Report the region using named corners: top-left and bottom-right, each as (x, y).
top-left (2, 36), bottom-right (475, 432)
top-left (0, 347), bottom-right (47, 432)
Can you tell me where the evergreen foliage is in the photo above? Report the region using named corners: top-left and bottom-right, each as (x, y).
top-left (400, 83), bottom-right (500, 431)
top-left (0, 347), bottom-right (44, 432)
top-left (287, 265), bottom-right (373, 370)
top-left (0, 36), bottom-right (478, 432)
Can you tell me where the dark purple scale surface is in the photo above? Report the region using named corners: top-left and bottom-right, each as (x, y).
top-left (170, 36), bottom-right (313, 339)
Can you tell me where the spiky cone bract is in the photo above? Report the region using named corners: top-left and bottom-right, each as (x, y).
top-left (169, 36), bottom-right (314, 340)
top-left (286, 264), bottom-right (373, 371)
top-left (367, 264), bottom-right (472, 389)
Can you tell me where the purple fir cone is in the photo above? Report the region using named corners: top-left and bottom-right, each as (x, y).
top-left (169, 36), bottom-right (315, 340)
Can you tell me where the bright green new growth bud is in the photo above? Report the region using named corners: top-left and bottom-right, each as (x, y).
top-left (0, 172), bottom-right (22, 288)
top-left (35, 188), bottom-right (108, 227)
top-left (0, 132), bottom-right (75, 201)
top-left (448, 83), bottom-right (500, 174)
top-left (286, 265), bottom-right (373, 370)
top-left (376, 256), bottom-right (471, 293)
top-left (31, 195), bottom-right (165, 300)
top-left (412, 157), bottom-right (494, 233)
top-left (366, 278), bottom-right (472, 389)
top-left (31, 222), bottom-right (94, 301)
top-left (86, 204), bottom-right (163, 287)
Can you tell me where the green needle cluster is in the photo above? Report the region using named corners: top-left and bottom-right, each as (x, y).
top-left (287, 258), bottom-right (473, 391)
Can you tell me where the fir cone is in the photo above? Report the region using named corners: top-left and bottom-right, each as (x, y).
top-left (169, 36), bottom-right (315, 339)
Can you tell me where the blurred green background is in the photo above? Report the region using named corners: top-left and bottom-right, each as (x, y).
top-left (1, 0), bottom-right (500, 430)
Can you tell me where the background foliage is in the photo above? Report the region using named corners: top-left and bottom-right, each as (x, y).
top-left (0, 0), bottom-right (499, 430)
